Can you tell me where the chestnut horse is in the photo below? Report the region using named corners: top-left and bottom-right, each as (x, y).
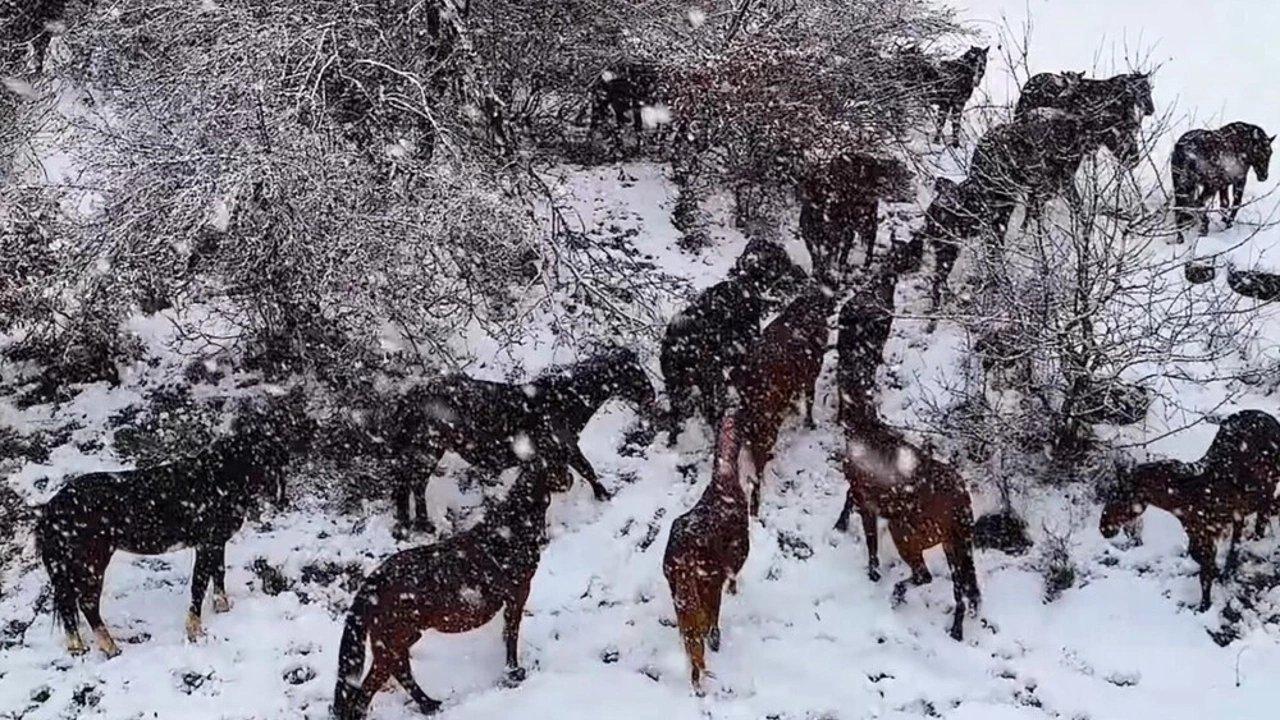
top-left (1100, 410), bottom-right (1280, 611)
top-left (734, 284), bottom-right (836, 515)
top-left (835, 417), bottom-right (980, 640)
top-left (332, 456), bottom-right (572, 719)
top-left (663, 414), bottom-right (751, 691)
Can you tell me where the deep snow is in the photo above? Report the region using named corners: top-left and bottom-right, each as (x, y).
top-left (6, 2), bottom-right (1280, 719)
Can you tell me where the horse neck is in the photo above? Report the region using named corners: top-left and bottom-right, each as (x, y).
top-left (484, 473), bottom-right (552, 550)
top-left (708, 419), bottom-right (749, 508)
top-left (540, 362), bottom-right (617, 428)
top-left (1134, 463), bottom-right (1197, 511)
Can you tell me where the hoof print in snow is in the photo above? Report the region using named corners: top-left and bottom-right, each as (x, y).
top-left (29, 685), bottom-right (52, 705)
top-left (639, 665), bottom-right (661, 682)
top-left (251, 557), bottom-right (291, 596)
top-left (1104, 671), bottom-right (1140, 688)
top-left (776, 530), bottom-right (814, 560)
top-left (72, 683), bottom-right (102, 708)
top-left (177, 670), bottom-right (216, 695)
top-left (867, 672), bottom-right (894, 683)
top-left (283, 665), bottom-right (316, 685)
top-left (600, 647), bottom-right (620, 664)
top-left (1184, 261), bottom-right (1216, 284)
top-left (1227, 269), bottom-right (1280, 301)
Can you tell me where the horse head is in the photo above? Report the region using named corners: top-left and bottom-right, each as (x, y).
top-left (1126, 72), bottom-right (1155, 117)
top-left (1249, 125), bottom-right (1275, 182)
top-left (599, 347), bottom-right (656, 413)
top-left (965, 46), bottom-right (989, 83)
top-left (1088, 113), bottom-right (1142, 169)
top-left (735, 238), bottom-right (806, 296)
top-left (1098, 465), bottom-right (1146, 539)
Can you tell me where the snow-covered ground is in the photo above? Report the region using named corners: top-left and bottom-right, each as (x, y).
top-left (5, 2), bottom-right (1280, 719)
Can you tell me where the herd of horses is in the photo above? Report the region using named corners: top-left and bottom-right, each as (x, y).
top-left (26, 45), bottom-right (1280, 719)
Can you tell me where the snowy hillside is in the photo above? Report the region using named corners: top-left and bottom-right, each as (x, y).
top-left (5, 1), bottom-right (1280, 720)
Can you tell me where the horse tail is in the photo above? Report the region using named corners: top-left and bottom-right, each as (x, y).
top-left (36, 508), bottom-right (80, 638)
top-left (332, 586), bottom-right (374, 718)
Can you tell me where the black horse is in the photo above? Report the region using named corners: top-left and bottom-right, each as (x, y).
top-left (1171, 122), bottom-right (1275, 235)
top-left (590, 61), bottom-right (659, 139)
top-left (662, 239), bottom-right (804, 446)
top-left (969, 111), bottom-right (1141, 237)
top-left (836, 264), bottom-right (900, 424)
top-left (799, 151), bottom-right (914, 281)
top-left (919, 176), bottom-right (989, 312)
top-left (381, 348), bottom-right (654, 530)
top-left (37, 405), bottom-right (304, 657)
top-left (333, 455), bottom-right (572, 719)
top-left (1014, 71), bottom-right (1154, 122)
top-left (902, 46), bottom-right (989, 146)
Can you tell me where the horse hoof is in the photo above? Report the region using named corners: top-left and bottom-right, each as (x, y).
top-left (868, 568), bottom-right (881, 583)
top-left (707, 628), bottom-right (721, 653)
top-left (949, 626), bottom-right (964, 642)
top-left (185, 612), bottom-right (206, 642)
top-left (213, 594), bottom-right (233, 614)
top-left (593, 487), bottom-right (613, 502)
top-left (504, 667), bottom-right (527, 687)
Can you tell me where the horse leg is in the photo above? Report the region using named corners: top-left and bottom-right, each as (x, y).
top-left (833, 483), bottom-right (855, 532)
top-left (1227, 180), bottom-right (1247, 227)
top-left (1224, 519), bottom-right (1243, 577)
top-left (706, 580), bottom-right (725, 653)
top-left (209, 544), bottom-right (232, 613)
top-left (187, 546), bottom-right (218, 642)
top-left (942, 538), bottom-right (977, 641)
top-left (1186, 525), bottom-right (1218, 612)
top-left (352, 650), bottom-right (397, 720)
top-left (78, 545), bottom-right (119, 658)
top-left (930, 239), bottom-right (959, 313)
top-left (891, 544), bottom-right (932, 608)
top-left (860, 204), bottom-right (878, 268)
top-left (860, 509), bottom-right (881, 582)
top-left (391, 652), bottom-right (441, 715)
top-left (503, 580), bottom-right (532, 684)
top-left (802, 379), bottom-right (816, 429)
top-left (565, 442), bottom-right (610, 501)
top-left (1196, 187), bottom-right (1217, 234)
top-left (933, 104), bottom-right (947, 144)
top-left (950, 104), bottom-right (963, 147)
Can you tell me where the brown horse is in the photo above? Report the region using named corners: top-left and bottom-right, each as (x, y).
top-left (663, 414), bottom-right (751, 691)
top-left (834, 417), bottom-right (980, 640)
top-left (1099, 410), bottom-right (1280, 611)
top-left (799, 152), bottom-right (913, 282)
top-left (332, 457), bottom-right (572, 719)
top-left (734, 284), bottom-right (836, 515)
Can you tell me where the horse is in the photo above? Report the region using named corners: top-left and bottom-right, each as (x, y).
top-left (799, 151), bottom-right (914, 282)
top-left (663, 414), bottom-right (751, 691)
top-left (919, 176), bottom-right (988, 312)
top-left (968, 111), bottom-right (1141, 238)
top-left (589, 61), bottom-right (660, 141)
top-left (1099, 410), bottom-right (1280, 611)
top-left (332, 456), bottom-right (573, 719)
top-left (835, 256), bottom-right (904, 424)
top-left (1171, 122), bottom-right (1275, 235)
top-left (734, 283), bottom-right (836, 515)
top-left (901, 46), bottom-right (990, 146)
top-left (381, 347), bottom-right (654, 530)
top-left (834, 417), bottom-right (980, 640)
top-left (662, 239), bottom-right (804, 447)
top-left (1014, 71), bottom-right (1154, 122)
top-left (37, 406), bottom-right (303, 657)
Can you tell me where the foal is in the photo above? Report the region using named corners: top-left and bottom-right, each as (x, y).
top-left (835, 418), bottom-right (980, 640)
top-left (663, 414), bottom-right (751, 691)
top-left (1171, 122), bottom-right (1275, 235)
top-left (1100, 410), bottom-right (1280, 611)
top-left (735, 284), bottom-right (836, 514)
top-left (382, 347), bottom-right (654, 529)
top-left (332, 458), bottom-right (572, 719)
top-left (38, 413), bottom-right (296, 657)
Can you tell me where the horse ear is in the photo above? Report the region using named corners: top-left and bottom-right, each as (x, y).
top-left (1269, 134), bottom-right (1277, 143)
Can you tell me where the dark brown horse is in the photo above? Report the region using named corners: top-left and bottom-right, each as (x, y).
top-left (1015, 71), bottom-right (1154, 122)
top-left (663, 414), bottom-right (751, 691)
top-left (379, 348), bottom-right (654, 530)
top-left (901, 46), bottom-right (990, 146)
top-left (834, 417), bottom-right (980, 640)
top-left (1171, 122), bottom-right (1275, 235)
top-left (662, 239), bottom-right (804, 446)
top-left (37, 406), bottom-right (302, 657)
top-left (332, 456), bottom-right (573, 719)
top-left (799, 152), bottom-right (913, 282)
top-left (734, 284), bottom-right (836, 515)
top-left (1100, 410), bottom-right (1280, 611)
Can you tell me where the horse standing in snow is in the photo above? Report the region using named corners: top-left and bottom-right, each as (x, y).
top-left (918, 176), bottom-right (989, 312)
top-left (968, 111), bottom-right (1141, 238)
top-left (734, 283), bottom-right (836, 515)
top-left (901, 46), bottom-right (989, 146)
top-left (379, 347), bottom-right (654, 530)
top-left (332, 456), bottom-right (572, 719)
top-left (835, 418), bottom-right (980, 640)
top-left (589, 61), bottom-right (660, 141)
top-left (662, 239), bottom-right (804, 446)
top-left (1171, 122), bottom-right (1275, 235)
top-left (37, 407), bottom-right (302, 657)
top-left (1014, 71), bottom-right (1154, 122)
top-left (799, 151), bottom-right (914, 282)
top-left (663, 414), bottom-right (751, 691)
top-left (835, 249), bottom-right (910, 424)
top-left (1100, 410), bottom-right (1280, 611)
